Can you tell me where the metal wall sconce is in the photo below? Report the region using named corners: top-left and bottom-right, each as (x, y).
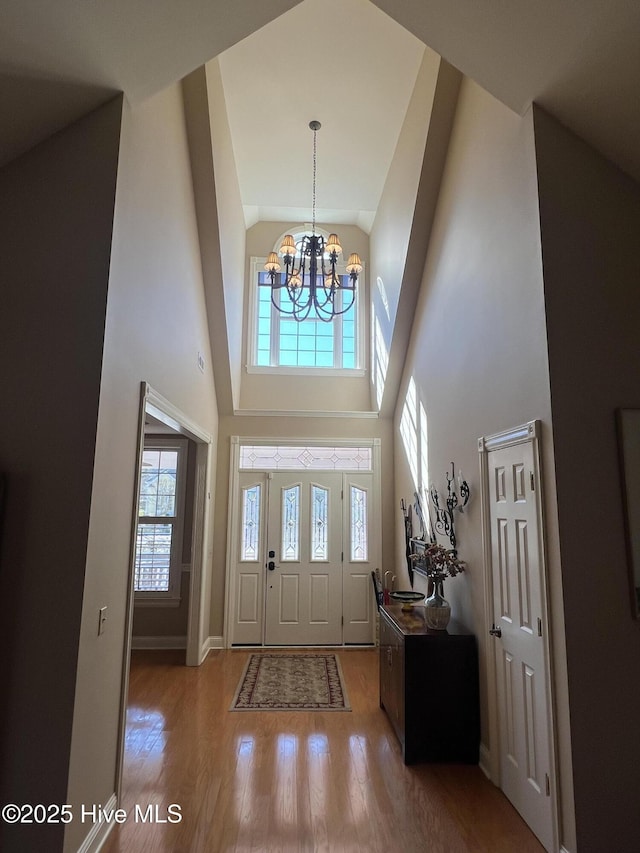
top-left (428, 462), bottom-right (470, 556)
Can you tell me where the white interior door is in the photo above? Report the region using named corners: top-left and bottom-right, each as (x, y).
top-left (487, 439), bottom-right (554, 851)
top-left (265, 472), bottom-right (343, 645)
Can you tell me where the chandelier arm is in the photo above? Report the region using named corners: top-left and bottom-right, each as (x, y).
top-left (292, 297), bottom-right (315, 323)
top-left (313, 290), bottom-right (335, 320)
top-left (314, 277), bottom-right (357, 317)
top-left (331, 288), bottom-right (357, 317)
top-left (286, 283), bottom-right (312, 309)
top-left (314, 294), bottom-right (354, 320)
top-left (270, 295), bottom-right (311, 319)
top-left (269, 275), bottom-right (313, 318)
top-left (269, 283), bottom-right (282, 315)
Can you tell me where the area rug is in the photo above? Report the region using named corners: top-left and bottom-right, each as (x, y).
top-left (230, 653), bottom-right (351, 711)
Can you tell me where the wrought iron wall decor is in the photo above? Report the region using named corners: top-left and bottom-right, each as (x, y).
top-left (427, 462), bottom-right (470, 556)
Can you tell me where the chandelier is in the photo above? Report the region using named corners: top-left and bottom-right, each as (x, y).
top-left (264, 120), bottom-right (363, 323)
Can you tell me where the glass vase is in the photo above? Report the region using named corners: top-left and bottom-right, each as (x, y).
top-left (425, 576), bottom-right (451, 630)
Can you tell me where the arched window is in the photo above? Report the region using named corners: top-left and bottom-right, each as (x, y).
top-left (249, 228), bottom-right (363, 372)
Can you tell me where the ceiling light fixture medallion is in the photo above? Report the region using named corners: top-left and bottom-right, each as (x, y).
top-left (264, 120), bottom-right (362, 322)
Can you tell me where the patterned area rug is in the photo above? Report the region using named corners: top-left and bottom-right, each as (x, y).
top-left (230, 653), bottom-right (351, 711)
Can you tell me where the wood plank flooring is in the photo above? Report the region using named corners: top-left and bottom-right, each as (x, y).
top-left (103, 648), bottom-right (545, 853)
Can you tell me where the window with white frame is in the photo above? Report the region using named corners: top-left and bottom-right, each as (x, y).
top-left (249, 230), bottom-right (363, 371)
top-left (134, 438), bottom-right (187, 603)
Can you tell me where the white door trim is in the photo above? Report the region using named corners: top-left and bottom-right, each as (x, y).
top-left (478, 419), bottom-right (560, 852)
top-left (225, 436), bottom-right (381, 648)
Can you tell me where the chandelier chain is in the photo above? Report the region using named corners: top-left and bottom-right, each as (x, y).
top-left (312, 127), bottom-right (317, 234)
top-left (262, 120), bottom-right (360, 323)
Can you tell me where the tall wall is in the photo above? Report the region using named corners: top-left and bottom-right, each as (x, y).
top-left (0, 98), bottom-right (123, 853)
top-left (394, 79), bottom-right (574, 850)
top-left (65, 83), bottom-right (219, 853)
top-left (205, 59), bottom-right (246, 411)
top-left (369, 47), bottom-right (440, 355)
top-left (534, 106), bottom-right (640, 853)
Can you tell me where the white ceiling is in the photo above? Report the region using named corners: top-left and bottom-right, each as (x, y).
top-left (2, 0), bottom-right (640, 223)
top-left (217, 0), bottom-right (425, 231)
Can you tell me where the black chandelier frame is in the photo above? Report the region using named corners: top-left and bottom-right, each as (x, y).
top-left (264, 120), bottom-right (361, 323)
top-left (265, 233), bottom-right (358, 323)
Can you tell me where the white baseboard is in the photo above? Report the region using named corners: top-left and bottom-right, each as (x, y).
top-left (478, 742), bottom-right (493, 781)
top-left (199, 635), bottom-right (224, 660)
top-left (76, 792), bottom-right (117, 853)
top-left (131, 635), bottom-right (187, 650)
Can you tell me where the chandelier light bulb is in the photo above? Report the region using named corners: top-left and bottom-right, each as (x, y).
top-left (345, 253), bottom-right (363, 275)
top-left (265, 252), bottom-right (281, 273)
top-left (279, 235), bottom-right (296, 259)
top-left (325, 233), bottom-right (342, 255)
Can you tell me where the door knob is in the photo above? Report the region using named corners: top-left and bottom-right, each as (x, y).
top-left (267, 561), bottom-right (276, 571)
top-left (489, 624), bottom-right (502, 638)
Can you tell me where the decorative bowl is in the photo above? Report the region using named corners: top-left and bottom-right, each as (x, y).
top-left (389, 590), bottom-right (425, 611)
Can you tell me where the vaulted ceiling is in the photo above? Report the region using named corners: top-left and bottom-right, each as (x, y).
top-left (217, 0), bottom-right (426, 231)
top-left (2, 0), bottom-right (640, 212)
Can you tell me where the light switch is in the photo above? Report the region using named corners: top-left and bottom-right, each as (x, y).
top-left (98, 606), bottom-right (108, 635)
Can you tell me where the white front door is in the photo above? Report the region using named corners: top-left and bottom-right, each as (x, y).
top-left (487, 438), bottom-right (554, 852)
top-left (265, 472), bottom-right (343, 645)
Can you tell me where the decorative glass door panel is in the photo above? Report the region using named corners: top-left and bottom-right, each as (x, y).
top-left (311, 485), bottom-right (329, 561)
top-left (281, 485), bottom-right (301, 561)
top-left (240, 484), bottom-right (261, 561)
top-left (232, 475), bottom-right (267, 644)
top-left (350, 485), bottom-right (368, 562)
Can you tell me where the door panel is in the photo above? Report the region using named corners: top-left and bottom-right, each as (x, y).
top-left (488, 441), bottom-right (553, 851)
top-left (232, 473), bottom-right (267, 644)
top-left (265, 472), bottom-right (343, 645)
top-left (343, 474), bottom-right (376, 644)
top-left (237, 574), bottom-right (260, 624)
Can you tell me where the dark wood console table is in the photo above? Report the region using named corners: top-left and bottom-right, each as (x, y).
top-left (379, 604), bottom-right (480, 765)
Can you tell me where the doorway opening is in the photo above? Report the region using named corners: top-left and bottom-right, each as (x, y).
top-left (225, 438), bottom-right (381, 647)
top-left (115, 383), bottom-right (213, 801)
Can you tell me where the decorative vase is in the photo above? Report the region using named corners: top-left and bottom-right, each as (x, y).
top-left (425, 575), bottom-right (451, 630)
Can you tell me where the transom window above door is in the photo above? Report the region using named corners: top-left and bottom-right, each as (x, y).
top-left (239, 444), bottom-right (372, 471)
top-left (248, 231), bottom-right (364, 374)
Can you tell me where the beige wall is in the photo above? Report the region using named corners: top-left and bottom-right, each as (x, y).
top-left (369, 47), bottom-right (439, 375)
top-left (205, 59), bottom-right (246, 410)
top-left (0, 98), bottom-right (122, 853)
top-left (241, 222), bottom-right (371, 413)
top-left (370, 55), bottom-right (462, 417)
top-left (534, 106), bottom-right (640, 853)
top-left (65, 84), bottom-right (219, 853)
top-left (394, 79), bottom-right (574, 850)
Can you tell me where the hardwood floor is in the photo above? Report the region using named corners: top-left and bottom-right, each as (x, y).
top-left (103, 648), bottom-right (545, 853)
